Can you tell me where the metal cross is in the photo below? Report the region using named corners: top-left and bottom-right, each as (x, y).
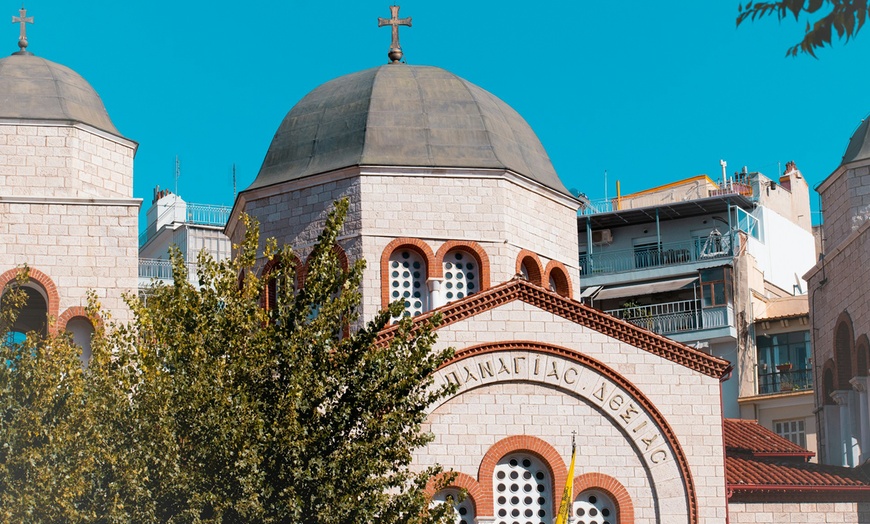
top-left (12, 6), bottom-right (33, 53)
top-left (378, 5), bottom-right (411, 63)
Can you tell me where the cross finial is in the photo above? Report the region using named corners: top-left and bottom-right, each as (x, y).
top-left (11, 6), bottom-right (33, 55)
top-left (378, 5), bottom-right (411, 63)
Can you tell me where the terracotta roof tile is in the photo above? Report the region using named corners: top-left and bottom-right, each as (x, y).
top-left (726, 455), bottom-right (870, 488)
top-left (723, 418), bottom-right (814, 458)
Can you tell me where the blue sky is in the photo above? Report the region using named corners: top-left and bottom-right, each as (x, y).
top-left (15, 1), bottom-right (870, 225)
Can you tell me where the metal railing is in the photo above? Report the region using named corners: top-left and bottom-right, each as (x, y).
top-left (757, 368), bottom-right (813, 395)
top-left (605, 301), bottom-right (732, 336)
top-left (580, 238), bottom-right (733, 276)
top-left (186, 203), bottom-right (231, 226)
top-left (138, 258), bottom-right (197, 282)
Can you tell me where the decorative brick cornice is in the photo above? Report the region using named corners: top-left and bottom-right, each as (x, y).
top-left (380, 238), bottom-right (437, 308)
top-left (439, 340), bottom-right (699, 524)
top-left (424, 471), bottom-right (483, 514)
top-left (543, 260), bottom-right (573, 299)
top-left (375, 278), bottom-right (730, 379)
top-left (435, 240), bottom-right (491, 292)
top-left (573, 473), bottom-right (635, 524)
top-left (0, 267), bottom-right (60, 334)
top-left (478, 436), bottom-right (567, 518)
top-left (515, 249), bottom-right (543, 287)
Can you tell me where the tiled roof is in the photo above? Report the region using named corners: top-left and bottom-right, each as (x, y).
top-left (374, 278), bottom-right (732, 379)
top-left (727, 455), bottom-right (870, 488)
top-left (723, 418), bottom-right (814, 458)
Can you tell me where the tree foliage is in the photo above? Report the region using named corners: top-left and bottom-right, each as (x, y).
top-left (0, 200), bottom-right (458, 524)
top-left (737, 0), bottom-right (870, 56)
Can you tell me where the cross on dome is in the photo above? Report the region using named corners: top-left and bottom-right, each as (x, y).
top-left (11, 6), bottom-right (33, 55)
top-left (378, 5), bottom-right (411, 63)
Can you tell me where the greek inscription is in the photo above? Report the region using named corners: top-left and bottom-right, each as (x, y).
top-left (479, 361), bottom-right (494, 379)
top-left (642, 433), bottom-right (659, 451)
top-left (445, 371), bottom-right (460, 386)
top-left (513, 356), bottom-right (525, 374)
top-left (632, 420), bottom-right (648, 434)
top-left (547, 361), bottom-right (559, 379)
top-left (650, 449), bottom-right (668, 464)
top-left (608, 394), bottom-right (624, 411)
top-left (620, 404), bottom-right (639, 424)
top-left (498, 358), bottom-right (512, 375)
top-left (593, 382), bottom-right (607, 401)
top-left (564, 367), bottom-right (578, 384)
top-left (462, 366), bottom-right (478, 383)
top-left (533, 357), bottom-right (540, 375)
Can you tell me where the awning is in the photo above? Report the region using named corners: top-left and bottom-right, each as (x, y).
top-left (579, 285), bottom-right (602, 300)
top-left (595, 277), bottom-right (698, 301)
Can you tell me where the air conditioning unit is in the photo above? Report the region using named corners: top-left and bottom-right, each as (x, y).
top-left (591, 229), bottom-right (613, 245)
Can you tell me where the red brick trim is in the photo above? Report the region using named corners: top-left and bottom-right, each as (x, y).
top-left (834, 311), bottom-right (855, 390)
top-left (56, 306), bottom-right (103, 333)
top-left (438, 340), bottom-right (698, 524)
top-left (260, 253), bottom-right (302, 310)
top-left (302, 244), bottom-right (350, 288)
top-left (515, 249), bottom-right (544, 287)
top-left (374, 279), bottom-right (730, 379)
top-left (543, 260), bottom-right (573, 299)
top-left (0, 267), bottom-right (60, 334)
top-left (573, 473), bottom-right (635, 524)
top-left (380, 238), bottom-right (436, 308)
top-left (425, 471), bottom-right (483, 515)
top-left (477, 436), bottom-right (568, 518)
top-left (435, 240), bottom-right (491, 292)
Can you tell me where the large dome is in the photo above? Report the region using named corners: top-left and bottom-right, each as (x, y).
top-left (250, 65), bottom-right (570, 196)
top-left (0, 53), bottom-right (119, 135)
top-left (839, 115), bottom-right (870, 167)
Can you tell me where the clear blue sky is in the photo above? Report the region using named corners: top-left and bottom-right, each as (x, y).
top-left (16, 1), bottom-right (870, 225)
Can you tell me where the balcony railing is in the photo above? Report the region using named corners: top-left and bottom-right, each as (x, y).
top-left (757, 368), bottom-right (813, 395)
top-left (605, 300), bottom-right (732, 336)
top-left (138, 258), bottom-right (197, 282)
top-left (186, 203), bottom-right (231, 226)
top-left (580, 238), bottom-right (733, 276)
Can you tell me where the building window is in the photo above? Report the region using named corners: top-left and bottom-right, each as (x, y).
top-left (493, 454), bottom-right (552, 524)
top-left (432, 488), bottom-right (474, 524)
top-left (573, 489), bottom-right (616, 524)
top-left (756, 330), bottom-right (812, 394)
top-left (775, 418), bottom-right (807, 448)
top-left (442, 250), bottom-right (478, 303)
top-left (388, 249), bottom-right (428, 317)
top-left (699, 267), bottom-right (730, 308)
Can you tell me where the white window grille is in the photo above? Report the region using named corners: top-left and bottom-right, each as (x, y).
top-left (432, 488), bottom-right (474, 524)
top-left (443, 250), bottom-right (478, 303)
top-left (493, 454), bottom-right (551, 524)
top-left (573, 489), bottom-right (616, 524)
top-left (388, 250), bottom-right (428, 316)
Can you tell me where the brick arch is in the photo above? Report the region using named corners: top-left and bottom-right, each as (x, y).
top-left (302, 244), bottom-right (350, 287)
top-left (834, 311), bottom-right (855, 389)
top-left (573, 472), bottom-right (635, 524)
top-left (515, 249), bottom-right (544, 287)
top-left (822, 359), bottom-right (836, 405)
top-left (57, 306), bottom-right (103, 332)
top-left (477, 435), bottom-right (568, 518)
top-left (0, 267), bottom-right (60, 334)
top-left (260, 253), bottom-right (302, 310)
top-left (425, 471), bottom-right (483, 517)
top-left (435, 240), bottom-right (491, 293)
top-left (856, 335), bottom-right (870, 377)
top-left (380, 238), bottom-right (436, 308)
top-left (543, 260), bottom-right (573, 299)
top-left (436, 341), bottom-right (700, 524)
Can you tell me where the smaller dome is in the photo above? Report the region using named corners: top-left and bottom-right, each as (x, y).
top-left (840, 116), bottom-right (870, 167)
top-left (0, 53), bottom-right (119, 135)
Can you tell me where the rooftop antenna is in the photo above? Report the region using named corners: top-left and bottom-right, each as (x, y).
top-left (232, 163), bottom-right (237, 199)
top-left (174, 155), bottom-right (180, 196)
top-left (604, 170), bottom-right (608, 203)
top-left (719, 159), bottom-right (727, 185)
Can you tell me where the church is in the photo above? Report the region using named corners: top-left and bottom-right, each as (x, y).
top-left (3, 6), bottom-right (870, 523)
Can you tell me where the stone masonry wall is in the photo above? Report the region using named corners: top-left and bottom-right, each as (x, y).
top-left (729, 501), bottom-right (870, 523)
top-left (820, 165), bottom-right (870, 250)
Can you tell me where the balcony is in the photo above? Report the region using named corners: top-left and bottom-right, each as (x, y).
top-left (138, 258), bottom-right (197, 287)
top-left (605, 299), bottom-right (732, 337)
top-left (757, 367), bottom-right (813, 395)
top-left (581, 239), bottom-right (733, 277)
top-left (139, 202), bottom-right (232, 248)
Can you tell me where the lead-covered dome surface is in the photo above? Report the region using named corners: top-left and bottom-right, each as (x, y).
top-left (840, 116), bottom-right (870, 167)
top-left (0, 53), bottom-right (119, 135)
top-left (251, 65), bottom-right (570, 196)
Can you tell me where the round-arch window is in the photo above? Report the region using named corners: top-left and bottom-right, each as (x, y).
top-left (389, 250), bottom-right (428, 317)
top-left (493, 453), bottom-right (551, 524)
top-left (432, 488), bottom-right (474, 524)
top-left (443, 250), bottom-right (478, 303)
top-left (573, 489), bottom-right (616, 524)
top-left (66, 317), bottom-right (95, 368)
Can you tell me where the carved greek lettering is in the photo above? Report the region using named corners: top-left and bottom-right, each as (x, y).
top-left (642, 433), bottom-right (659, 450)
top-left (534, 357), bottom-right (540, 376)
top-left (632, 420), bottom-right (648, 434)
top-left (650, 449), bottom-right (668, 464)
top-left (444, 371), bottom-right (461, 386)
top-left (463, 366), bottom-right (478, 382)
top-left (513, 356), bottom-right (525, 374)
top-left (547, 361), bottom-right (559, 379)
top-left (608, 394), bottom-right (624, 411)
top-left (619, 404), bottom-right (639, 425)
top-left (499, 358), bottom-right (512, 375)
top-left (593, 382), bottom-right (607, 401)
top-left (479, 361), bottom-right (494, 379)
top-left (563, 367), bottom-right (578, 384)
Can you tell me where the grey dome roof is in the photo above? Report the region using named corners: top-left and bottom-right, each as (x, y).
top-left (840, 116), bottom-right (870, 167)
top-left (0, 53), bottom-right (119, 135)
top-left (250, 65), bottom-right (570, 196)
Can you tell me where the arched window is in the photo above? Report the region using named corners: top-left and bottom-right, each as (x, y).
top-left (823, 364), bottom-right (835, 405)
top-left (573, 489), bottom-right (616, 524)
top-left (388, 249), bottom-right (428, 317)
top-left (66, 316), bottom-right (95, 367)
top-left (835, 315), bottom-right (854, 388)
top-left (262, 254), bottom-right (301, 312)
top-left (442, 249), bottom-right (479, 304)
top-left (516, 250), bottom-right (543, 287)
top-left (857, 336), bottom-right (870, 377)
top-left (432, 488), bottom-right (474, 524)
top-left (544, 261), bottom-right (572, 298)
top-left (3, 284), bottom-right (49, 341)
top-left (493, 453), bottom-right (552, 524)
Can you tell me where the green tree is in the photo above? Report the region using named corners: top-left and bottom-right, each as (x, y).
top-left (737, 1), bottom-right (870, 56)
top-left (0, 200), bottom-right (459, 523)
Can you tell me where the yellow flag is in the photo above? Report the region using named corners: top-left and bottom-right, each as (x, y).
top-left (555, 437), bottom-right (576, 524)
